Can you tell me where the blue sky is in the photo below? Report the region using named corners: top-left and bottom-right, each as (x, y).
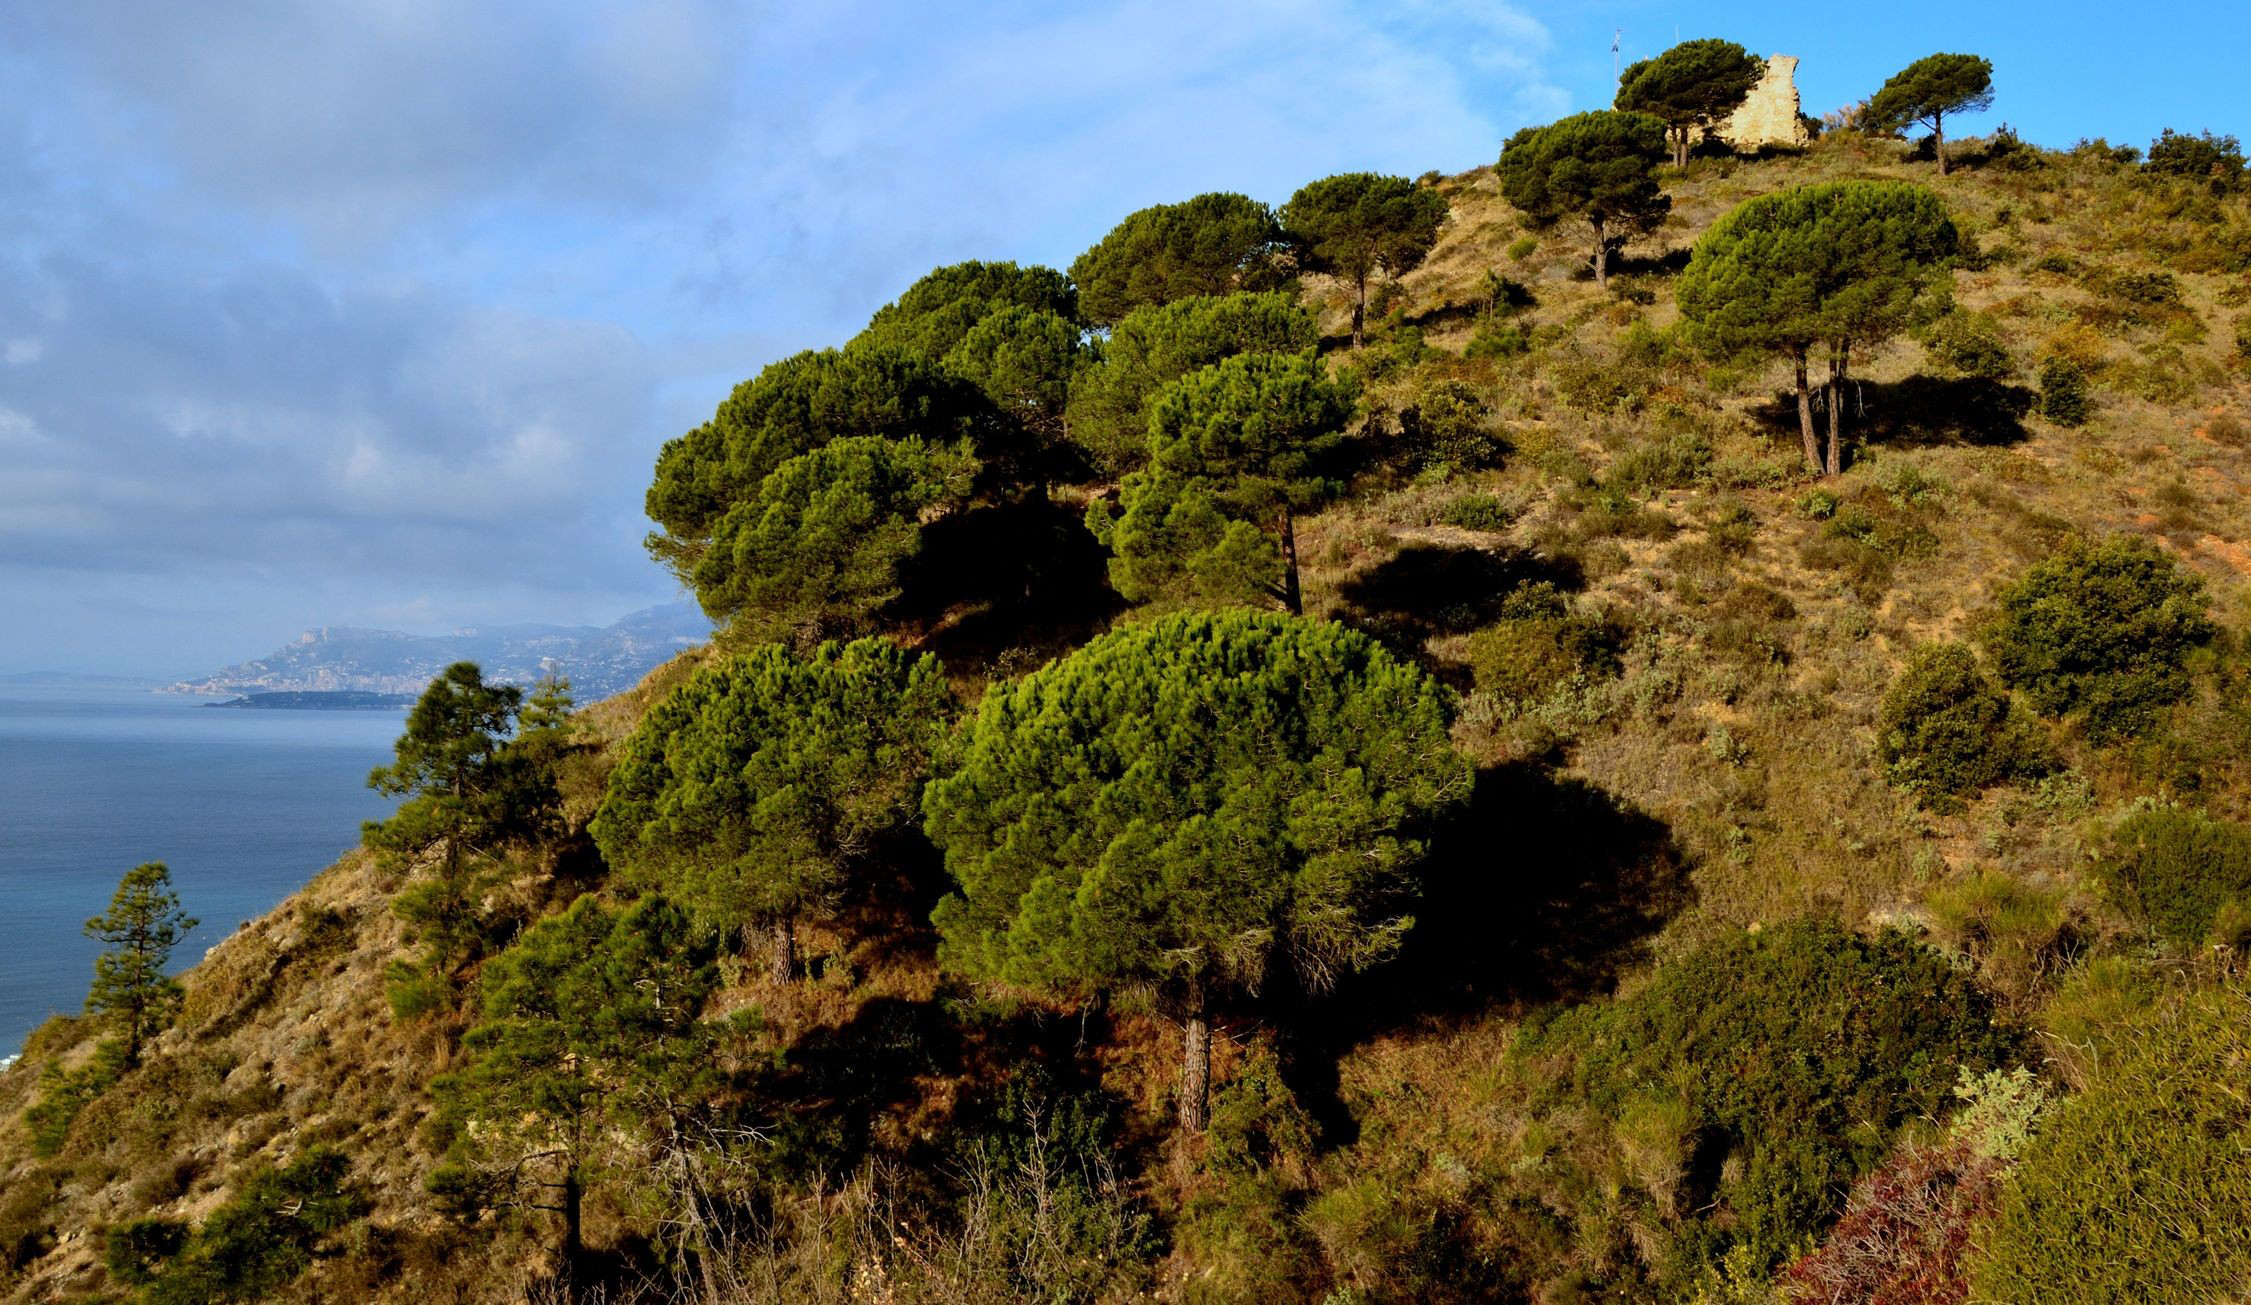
top-left (2, 1), bottom-right (2244, 677)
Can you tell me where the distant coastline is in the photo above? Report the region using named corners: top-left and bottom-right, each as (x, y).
top-left (202, 690), bottom-right (416, 711)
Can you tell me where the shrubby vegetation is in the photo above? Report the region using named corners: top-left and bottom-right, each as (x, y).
top-left (1876, 643), bottom-right (2050, 808)
top-left (2092, 804), bottom-right (2251, 949)
top-left (1981, 533), bottom-right (2214, 739)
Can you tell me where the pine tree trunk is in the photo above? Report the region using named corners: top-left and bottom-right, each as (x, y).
top-left (1825, 343), bottom-right (1850, 477)
top-left (1592, 214), bottom-right (1609, 288)
top-left (1178, 999), bottom-right (1211, 1133)
top-left (768, 915), bottom-right (795, 985)
top-left (1794, 348), bottom-right (1820, 474)
top-left (1351, 271), bottom-right (1368, 349)
top-left (1278, 507), bottom-right (1303, 616)
top-left (562, 1167), bottom-right (584, 1267)
top-left (1935, 113), bottom-right (1948, 176)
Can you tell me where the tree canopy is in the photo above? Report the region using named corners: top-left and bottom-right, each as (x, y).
top-left (857, 260), bottom-right (1082, 361)
top-left (1865, 53), bottom-right (1995, 175)
top-left (1614, 39), bottom-right (1764, 166)
top-left (1088, 350), bottom-right (1356, 614)
top-left (592, 638), bottom-right (951, 981)
top-left (1497, 110), bottom-right (1672, 287)
top-left (2145, 128), bottom-right (2247, 190)
top-left (924, 609), bottom-right (1469, 1130)
top-left (1068, 193), bottom-right (1284, 327)
top-left (942, 303), bottom-right (1086, 485)
top-left (1064, 291), bottom-right (1320, 478)
top-left (430, 894), bottom-right (719, 1263)
top-left (83, 862), bottom-right (197, 1066)
top-left (1278, 173), bottom-right (1449, 348)
top-left (1675, 180), bottom-right (1958, 473)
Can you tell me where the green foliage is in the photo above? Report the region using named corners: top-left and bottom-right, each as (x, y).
top-left (1278, 173), bottom-right (1449, 344)
top-left (105, 1216), bottom-right (188, 1286)
top-left (592, 639), bottom-right (950, 969)
top-left (1463, 583), bottom-right (1624, 700)
top-left (1088, 351), bottom-right (1356, 613)
top-left (1069, 192), bottom-right (1283, 326)
top-left (1496, 110), bottom-right (1671, 283)
top-left (1464, 317), bottom-right (1530, 359)
top-left (82, 861), bottom-right (195, 1065)
top-left (1676, 180), bottom-right (1959, 471)
top-left (135, 1148), bottom-right (364, 1304)
top-left (364, 662), bottom-right (544, 999)
top-left (1981, 534), bottom-right (2214, 740)
top-left (1614, 39), bottom-right (1764, 165)
top-left (1525, 920), bottom-right (2015, 1280)
top-left (1865, 54), bottom-right (1995, 173)
top-left (2093, 804), bottom-right (2251, 949)
top-left (925, 611), bottom-right (1469, 1127)
top-left (23, 1037), bottom-right (128, 1158)
top-left (2144, 128), bottom-right (2246, 190)
top-left (690, 434), bottom-right (978, 646)
top-left (2036, 353), bottom-right (2090, 425)
top-left (1916, 308), bottom-right (2014, 379)
top-left (857, 260), bottom-right (1081, 361)
top-left (1440, 492), bottom-right (1518, 532)
top-left (943, 303), bottom-right (1085, 483)
top-left (1065, 292), bottom-right (1319, 477)
top-left (1396, 376), bottom-right (1498, 471)
top-left (1969, 986), bottom-right (2251, 1303)
top-left (431, 895), bottom-right (720, 1257)
top-left (1876, 644), bottom-right (2050, 809)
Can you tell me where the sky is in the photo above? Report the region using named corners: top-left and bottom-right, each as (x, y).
top-left (2, 1), bottom-right (2245, 677)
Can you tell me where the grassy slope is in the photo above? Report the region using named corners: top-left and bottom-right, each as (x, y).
top-left (2, 131), bottom-right (2247, 1301)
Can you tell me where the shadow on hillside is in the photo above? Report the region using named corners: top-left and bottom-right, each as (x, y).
top-left (893, 497), bottom-right (1126, 676)
top-left (1610, 246), bottom-right (1692, 278)
top-left (1334, 543), bottom-right (1584, 676)
top-left (1755, 375), bottom-right (2035, 453)
top-left (1277, 763), bottom-right (1691, 1141)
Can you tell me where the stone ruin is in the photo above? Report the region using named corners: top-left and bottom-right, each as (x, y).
top-left (1710, 54), bottom-right (1810, 152)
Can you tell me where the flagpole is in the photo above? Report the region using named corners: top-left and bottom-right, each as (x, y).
top-left (1612, 29), bottom-right (1622, 80)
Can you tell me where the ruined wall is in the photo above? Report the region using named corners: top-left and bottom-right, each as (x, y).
top-left (1716, 54), bottom-right (1809, 151)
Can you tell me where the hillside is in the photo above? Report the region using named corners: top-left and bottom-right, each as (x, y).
top-left (6, 124), bottom-right (2251, 1304)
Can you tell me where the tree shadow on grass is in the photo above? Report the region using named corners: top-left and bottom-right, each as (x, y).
top-left (1276, 763), bottom-right (1692, 1142)
top-left (1754, 375), bottom-right (2035, 453)
top-left (1332, 543), bottom-right (1584, 679)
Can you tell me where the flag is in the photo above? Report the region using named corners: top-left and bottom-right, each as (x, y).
top-left (1612, 29), bottom-right (1622, 53)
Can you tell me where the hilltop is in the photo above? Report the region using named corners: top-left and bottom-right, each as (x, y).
top-left (5, 117), bottom-right (2251, 1305)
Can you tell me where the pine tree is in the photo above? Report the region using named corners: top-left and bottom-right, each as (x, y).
top-left (1278, 174), bottom-right (1449, 348)
top-left (1497, 110), bottom-right (1673, 288)
top-left (924, 611), bottom-right (1470, 1132)
top-left (83, 861), bottom-right (197, 1066)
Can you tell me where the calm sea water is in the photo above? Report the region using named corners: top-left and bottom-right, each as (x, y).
top-left (0, 684), bottom-right (403, 1054)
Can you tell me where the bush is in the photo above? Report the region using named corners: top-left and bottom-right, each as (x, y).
top-left (1969, 986), bottom-right (2251, 1302)
top-left (2036, 355), bottom-right (2089, 426)
top-left (23, 1037), bottom-right (128, 1157)
top-left (2093, 804), bottom-right (2251, 950)
top-left (1464, 318), bottom-right (1530, 359)
top-left (1525, 920), bottom-right (2016, 1280)
top-left (1981, 534), bottom-right (2214, 740)
top-left (1440, 492), bottom-right (1517, 532)
top-left (139, 1148), bottom-right (365, 1304)
top-left (1876, 644), bottom-right (2051, 809)
top-left (1398, 377), bottom-right (1500, 470)
top-left (2144, 128), bottom-right (2247, 190)
top-left (1462, 583), bottom-right (1623, 699)
top-left (1918, 310), bottom-right (2014, 380)
top-left (1606, 431), bottom-right (1712, 497)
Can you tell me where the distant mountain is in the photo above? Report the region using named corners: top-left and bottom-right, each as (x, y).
top-left (164, 601), bottom-right (710, 701)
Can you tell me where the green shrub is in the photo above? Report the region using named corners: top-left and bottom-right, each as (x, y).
top-left (2036, 355), bottom-right (2090, 426)
top-left (106, 1217), bottom-right (189, 1286)
top-left (140, 1148), bottom-right (365, 1304)
top-left (1464, 319), bottom-right (1530, 359)
top-left (1876, 644), bottom-right (2051, 809)
top-left (23, 1037), bottom-right (128, 1157)
top-left (2143, 128), bottom-right (2247, 190)
top-left (1918, 310), bottom-right (2014, 380)
top-left (1440, 492), bottom-right (1518, 532)
top-left (2093, 804), bottom-right (2251, 949)
top-left (1981, 534), bottom-right (2214, 740)
top-left (1525, 920), bottom-right (2016, 1281)
top-left (1606, 431), bottom-right (1712, 497)
top-left (1462, 583), bottom-right (1623, 699)
top-left (1507, 234), bottom-right (1539, 261)
top-left (1969, 986), bottom-right (2251, 1302)
top-left (1398, 377), bottom-right (1499, 470)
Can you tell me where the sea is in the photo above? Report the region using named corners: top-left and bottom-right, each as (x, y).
top-left (0, 682), bottom-right (403, 1056)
